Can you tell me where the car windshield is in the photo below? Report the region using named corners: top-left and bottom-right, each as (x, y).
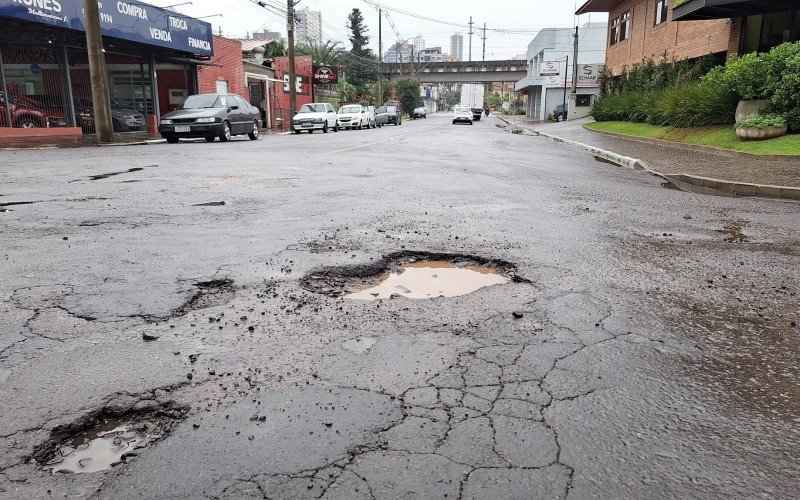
top-left (181, 95), bottom-right (225, 109)
top-left (386, 106), bottom-right (397, 113)
top-left (339, 105), bottom-right (361, 114)
top-left (377, 107), bottom-right (386, 113)
top-left (455, 106), bottom-right (469, 112)
top-left (299, 104), bottom-right (327, 113)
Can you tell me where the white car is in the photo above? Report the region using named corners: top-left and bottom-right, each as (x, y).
top-left (453, 105), bottom-right (473, 125)
top-left (338, 104), bottom-right (372, 130)
top-left (364, 106), bottom-right (377, 128)
top-left (292, 103), bottom-right (338, 134)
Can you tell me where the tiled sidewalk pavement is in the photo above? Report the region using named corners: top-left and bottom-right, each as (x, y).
top-left (504, 117), bottom-right (800, 189)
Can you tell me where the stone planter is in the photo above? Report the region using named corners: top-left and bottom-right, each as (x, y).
top-left (735, 124), bottom-right (788, 141)
top-left (735, 99), bottom-right (769, 122)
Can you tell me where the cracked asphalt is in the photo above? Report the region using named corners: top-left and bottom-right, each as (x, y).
top-left (1, 114), bottom-right (798, 499)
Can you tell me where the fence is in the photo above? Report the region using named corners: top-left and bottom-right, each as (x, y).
top-left (0, 41), bottom-right (152, 134)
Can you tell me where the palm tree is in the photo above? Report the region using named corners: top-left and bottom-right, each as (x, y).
top-left (263, 40), bottom-right (287, 58)
top-left (295, 40), bottom-right (343, 66)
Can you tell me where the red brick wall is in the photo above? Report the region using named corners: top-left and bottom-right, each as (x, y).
top-left (605, 0), bottom-right (738, 75)
top-left (269, 56), bottom-right (314, 128)
top-left (197, 36), bottom-right (248, 99)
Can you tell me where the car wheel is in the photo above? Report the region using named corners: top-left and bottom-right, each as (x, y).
top-left (334, 123), bottom-right (339, 132)
top-left (248, 121), bottom-right (260, 140)
top-left (219, 121), bottom-right (231, 142)
top-left (557, 115), bottom-right (564, 122)
top-left (205, 136), bottom-right (215, 142)
top-left (15, 117), bottom-right (41, 128)
top-left (308, 129), bottom-right (313, 134)
top-left (452, 121), bottom-right (456, 125)
top-left (166, 137), bottom-right (179, 144)
top-left (322, 123), bottom-right (329, 133)
top-left (294, 128), bottom-right (302, 134)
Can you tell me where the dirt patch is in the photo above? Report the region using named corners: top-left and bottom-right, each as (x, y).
top-left (717, 220), bottom-right (749, 243)
top-left (301, 251), bottom-right (526, 298)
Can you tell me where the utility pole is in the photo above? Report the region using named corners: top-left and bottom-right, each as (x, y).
top-left (468, 16), bottom-right (474, 62)
top-left (286, 0), bottom-right (297, 117)
top-left (571, 26), bottom-right (579, 93)
top-left (83, 0), bottom-right (113, 143)
top-left (563, 55), bottom-right (569, 112)
top-left (378, 8), bottom-right (382, 104)
top-left (481, 23), bottom-right (487, 62)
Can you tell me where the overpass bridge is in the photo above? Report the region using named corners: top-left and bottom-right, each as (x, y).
top-left (383, 59), bottom-right (528, 84)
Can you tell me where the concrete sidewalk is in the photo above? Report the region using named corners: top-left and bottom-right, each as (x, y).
top-left (501, 116), bottom-right (800, 199)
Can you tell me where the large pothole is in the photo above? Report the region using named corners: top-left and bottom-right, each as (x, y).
top-left (33, 402), bottom-right (188, 474)
top-left (302, 251), bottom-right (524, 300)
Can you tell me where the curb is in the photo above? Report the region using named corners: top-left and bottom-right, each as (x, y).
top-left (531, 129), bottom-right (800, 201)
top-left (582, 125), bottom-right (800, 163)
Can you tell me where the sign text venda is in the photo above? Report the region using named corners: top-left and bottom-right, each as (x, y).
top-left (0, 0), bottom-right (213, 56)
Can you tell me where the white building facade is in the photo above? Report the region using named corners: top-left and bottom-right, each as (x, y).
top-left (295, 8), bottom-right (323, 45)
top-left (515, 22), bottom-right (607, 121)
top-left (450, 33), bottom-right (464, 61)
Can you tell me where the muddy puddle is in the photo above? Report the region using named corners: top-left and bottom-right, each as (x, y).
top-left (347, 261), bottom-right (510, 300)
top-left (302, 252), bottom-right (522, 299)
top-left (45, 416), bottom-right (172, 474)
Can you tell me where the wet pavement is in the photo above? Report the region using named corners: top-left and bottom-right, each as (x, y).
top-left (0, 113), bottom-right (798, 498)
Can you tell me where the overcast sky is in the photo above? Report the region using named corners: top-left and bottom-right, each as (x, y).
top-left (144, 0), bottom-right (606, 59)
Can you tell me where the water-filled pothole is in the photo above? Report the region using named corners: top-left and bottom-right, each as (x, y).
top-left (302, 251), bottom-right (522, 300)
top-left (42, 415), bottom-right (178, 474)
top-left (347, 261), bottom-right (509, 300)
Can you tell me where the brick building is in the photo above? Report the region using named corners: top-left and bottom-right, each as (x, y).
top-left (197, 36), bottom-right (248, 100)
top-left (269, 56), bottom-right (314, 130)
top-left (577, 0), bottom-right (799, 75)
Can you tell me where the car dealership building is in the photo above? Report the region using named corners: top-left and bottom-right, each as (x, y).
top-left (0, 0), bottom-right (214, 138)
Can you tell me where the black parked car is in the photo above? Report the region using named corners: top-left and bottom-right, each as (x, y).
top-left (159, 93), bottom-right (262, 143)
top-left (553, 104), bottom-right (568, 122)
top-left (375, 103), bottom-right (402, 127)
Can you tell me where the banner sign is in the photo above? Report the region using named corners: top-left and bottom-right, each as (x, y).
top-left (312, 65), bottom-right (338, 85)
top-left (283, 73), bottom-right (310, 95)
top-left (0, 0), bottom-right (213, 56)
top-left (539, 61), bottom-right (561, 76)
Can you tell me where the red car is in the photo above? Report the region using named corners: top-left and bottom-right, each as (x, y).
top-left (0, 88), bottom-right (67, 128)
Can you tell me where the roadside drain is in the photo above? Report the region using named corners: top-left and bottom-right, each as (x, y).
top-left (41, 414), bottom-right (181, 474)
top-left (302, 251), bottom-right (522, 299)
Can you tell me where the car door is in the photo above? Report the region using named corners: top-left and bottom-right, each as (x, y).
top-left (327, 104), bottom-right (336, 127)
top-left (230, 95), bottom-right (248, 133)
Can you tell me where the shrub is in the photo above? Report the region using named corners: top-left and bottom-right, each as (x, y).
top-left (657, 83), bottom-right (738, 127)
top-left (592, 82), bottom-right (736, 126)
top-left (735, 113), bottom-right (787, 129)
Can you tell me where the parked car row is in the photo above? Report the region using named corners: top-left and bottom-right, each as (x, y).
top-left (291, 102), bottom-right (403, 134)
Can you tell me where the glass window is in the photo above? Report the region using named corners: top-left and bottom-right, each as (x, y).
top-left (232, 95), bottom-right (249, 109)
top-left (655, 0), bottom-right (668, 25)
top-left (181, 94), bottom-right (225, 109)
top-left (339, 105), bottom-right (362, 113)
top-left (620, 11), bottom-right (631, 41)
top-left (610, 17), bottom-right (619, 46)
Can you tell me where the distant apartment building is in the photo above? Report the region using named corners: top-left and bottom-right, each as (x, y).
top-left (515, 22), bottom-right (608, 120)
top-left (576, 0), bottom-right (800, 75)
top-left (418, 47), bottom-right (446, 62)
top-left (384, 41), bottom-right (415, 63)
top-left (251, 30), bottom-right (283, 42)
top-left (412, 35), bottom-right (426, 51)
top-left (450, 33), bottom-right (464, 61)
top-left (294, 8), bottom-right (323, 45)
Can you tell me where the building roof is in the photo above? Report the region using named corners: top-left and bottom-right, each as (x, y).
top-left (672, 0), bottom-right (799, 21)
top-left (238, 39), bottom-right (281, 52)
top-left (576, 0), bottom-right (621, 14)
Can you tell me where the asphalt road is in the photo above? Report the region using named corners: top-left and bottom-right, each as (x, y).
top-left (1, 114), bottom-right (798, 499)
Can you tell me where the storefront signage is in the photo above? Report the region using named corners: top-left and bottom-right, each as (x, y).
top-left (283, 74), bottom-right (310, 95)
top-left (576, 64), bottom-right (603, 86)
top-left (312, 65), bottom-right (338, 85)
top-left (539, 61), bottom-right (561, 76)
top-left (0, 0), bottom-right (213, 56)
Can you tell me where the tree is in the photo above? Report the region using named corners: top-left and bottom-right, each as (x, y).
top-left (296, 40), bottom-right (342, 66)
top-left (485, 91), bottom-right (502, 108)
top-left (395, 78), bottom-right (422, 116)
top-left (344, 8), bottom-right (378, 92)
top-left (348, 8), bottom-right (369, 55)
top-left (263, 40), bottom-right (287, 58)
